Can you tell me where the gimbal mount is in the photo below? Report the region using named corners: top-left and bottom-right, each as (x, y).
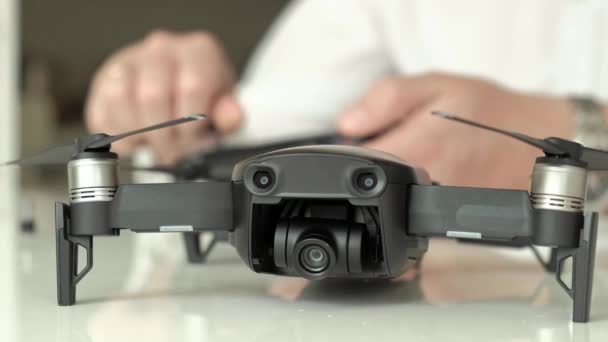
top-left (7, 112), bottom-right (604, 322)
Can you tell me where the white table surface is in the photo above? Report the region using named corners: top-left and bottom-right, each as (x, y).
top-left (6, 179), bottom-right (608, 342)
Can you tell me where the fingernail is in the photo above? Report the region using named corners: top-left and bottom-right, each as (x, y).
top-left (339, 108), bottom-right (368, 133)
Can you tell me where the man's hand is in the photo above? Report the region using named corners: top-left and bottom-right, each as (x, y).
top-left (86, 30), bottom-right (244, 164)
top-left (338, 73), bottom-right (574, 189)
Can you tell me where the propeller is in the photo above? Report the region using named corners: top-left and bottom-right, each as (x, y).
top-left (127, 132), bottom-right (347, 180)
top-left (5, 114), bottom-right (206, 166)
top-left (432, 111), bottom-right (608, 170)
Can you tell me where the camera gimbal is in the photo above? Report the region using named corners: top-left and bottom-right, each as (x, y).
top-left (7, 112), bottom-right (604, 323)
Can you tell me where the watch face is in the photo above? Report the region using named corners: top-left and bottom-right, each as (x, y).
top-left (586, 172), bottom-right (608, 202)
top-left (571, 97), bottom-right (607, 148)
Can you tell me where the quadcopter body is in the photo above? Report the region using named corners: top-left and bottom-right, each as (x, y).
top-left (8, 112), bottom-right (603, 323)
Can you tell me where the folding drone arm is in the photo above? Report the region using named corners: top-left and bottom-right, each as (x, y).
top-left (56, 180), bottom-right (234, 305)
top-left (407, 184), bottom-right (597, 323)
top-left (408, 185), bottom-right (534, 242)
top-left (109, 182), bottom-right (233, 232)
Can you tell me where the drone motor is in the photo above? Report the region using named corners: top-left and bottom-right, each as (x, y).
top-left (530, 162), bottom-right (587, 213)
top-left (68, 157), bottom-right (119, 203)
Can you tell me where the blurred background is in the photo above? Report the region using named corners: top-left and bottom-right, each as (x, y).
top-left (20, 0), bottom-right (286, 161)
top-left (0, 2), bottom-right (18, 342)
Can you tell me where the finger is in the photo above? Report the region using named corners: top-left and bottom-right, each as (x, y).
top-left (173, 33), bottom-right (235, 143)
top-left (95, 65), bottom-right (140, 132)
top-left (85, 94), bottom-right (112, 134)
top-left (363, 104), bottom-right (443, 168)
top-left (86, 46), bottom-right (139, 134)
top-left (86, 48), bottom-right (144, 156)
top-left (86, 98), bottom-right (141, 156)
top-left (338, 75), bottom-right (439, 138)
top-left (211, 93), bottom-right (244, 134)
top-left (173, 50), bottom-right (214, 143)
top-left (135, 31), bottom-right (177, 164)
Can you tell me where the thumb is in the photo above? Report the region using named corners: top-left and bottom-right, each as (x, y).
top-left (211, 93), bottom-right (244, 134)
top-left (337, 76), bottom-right (438, 137)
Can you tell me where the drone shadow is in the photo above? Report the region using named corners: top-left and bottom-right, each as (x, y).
top-left (293, 277), bottom-right (424, 305)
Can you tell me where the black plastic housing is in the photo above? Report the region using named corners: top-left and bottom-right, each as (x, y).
top-left (533, 209), bottom-right (584, 247)
top-left (273, 217), bottom-right (366, 279)
top-left (230, 145), bottom-right (431, 279)
top-left (53, 144), bottom-right (599, 322)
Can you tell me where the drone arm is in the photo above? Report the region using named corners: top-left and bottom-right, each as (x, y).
top-left (407, 185), bottom-right (534, 242)
top-left (109, 182), bottom-right (234, 232)
top-left (407, 184), bottom-right (597, 323)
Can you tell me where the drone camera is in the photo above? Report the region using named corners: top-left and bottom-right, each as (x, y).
top-left (272, 216), bottom-right (367, 280)
top-left (294, 237), bottom-right (336, 278)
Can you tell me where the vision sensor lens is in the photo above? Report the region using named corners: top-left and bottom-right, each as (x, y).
top-left (357, 172), bottom-right (377, 191)
top-left (293, 237), bottom-right (336, 279)
top-left (253, 170), bottom-right (274, 190)
top-left (299, 245), bottom-right (330, 273)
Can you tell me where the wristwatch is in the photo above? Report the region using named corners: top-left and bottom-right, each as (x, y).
top-left (570, 96), bottom-right (608, 201)
top-left (572, 96), bottom-right (608, 150)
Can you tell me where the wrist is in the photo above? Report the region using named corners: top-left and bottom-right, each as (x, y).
top-left (570, 97), bottom-right (608, 149)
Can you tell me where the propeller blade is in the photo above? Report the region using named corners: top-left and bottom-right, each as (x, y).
top-left (4, 114), bottom-right (206, 167)
top-left (169, 132), bottom-right (345, 180)
top-left (86, 114), bottom-right (206, 149)
top-left (4, 143), bottom-right (75, 166)
top-left (432, 111), bottom-right (566, 156)
top-left (580, 147), bottom-right (608, 171)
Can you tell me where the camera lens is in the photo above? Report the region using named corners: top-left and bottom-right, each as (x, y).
top-left (299, 245), bottom-right (330, 273)
top-left (253, 170), bottom-right (274, 190)
top-left (292, 237), bottom-right (336, 279)
top-left (356, 172), bottom-right (377, 191)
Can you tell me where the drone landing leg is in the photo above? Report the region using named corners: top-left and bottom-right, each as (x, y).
top-left (547, 248), bottom-right (559, 273)
top-left (183, 231), bottom-right (228, 263)
top-left (55, 202), bottom-right (93, 306)
top-left (555, 212), bottom-right (598, 323)
top-left (183, 233), bottom-right (204, 263)
top-left (530, 246), bottom-right (559, 273)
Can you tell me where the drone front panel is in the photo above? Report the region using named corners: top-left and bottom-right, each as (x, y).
top-left (230, 145), bottom-right (432, 279)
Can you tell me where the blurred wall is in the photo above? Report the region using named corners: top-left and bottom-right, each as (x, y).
top-left (0, 0), bottom-right (18, 341)
top-left (21, 0), bottom-right (287, 123)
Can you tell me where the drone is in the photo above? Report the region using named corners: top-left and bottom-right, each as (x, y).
top-left (7, 112), bottom-right (604, 323)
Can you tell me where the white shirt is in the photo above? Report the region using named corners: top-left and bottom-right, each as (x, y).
top-left (232, 0), bottom-right (608, 144)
